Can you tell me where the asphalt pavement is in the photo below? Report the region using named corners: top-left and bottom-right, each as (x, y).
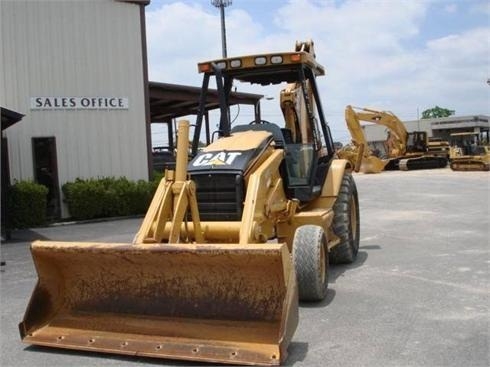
top-left (1, 168), bottom-right (489, 367)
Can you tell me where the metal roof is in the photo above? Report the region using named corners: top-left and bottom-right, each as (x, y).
top-left (197, 51), bottom-right (325, 85)
top-left (149, 81), bottom-right (262, 121)
top-left (1, 107), bottom-right (24, 131)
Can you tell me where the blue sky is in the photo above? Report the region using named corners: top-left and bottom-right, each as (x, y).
top-left (145, 0), bottom-right (490, 144)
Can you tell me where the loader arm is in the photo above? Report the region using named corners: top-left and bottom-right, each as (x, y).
top-left (134, 120), bottom-right (203, 244)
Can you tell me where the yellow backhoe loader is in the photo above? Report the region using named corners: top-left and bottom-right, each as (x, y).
top-left (449, 131), bottom-right (490, 171)
top-left (19, 41), bottom-right (360, 366)
top-left (337, 105), bottom-right (388, 173)
top-left (342, 106), bottom-right (447, 171)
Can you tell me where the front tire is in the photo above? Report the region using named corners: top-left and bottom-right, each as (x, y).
top-left (329, 172), bottom-right (360, 264)
top-left (292, 225), bottom-right (329, 302)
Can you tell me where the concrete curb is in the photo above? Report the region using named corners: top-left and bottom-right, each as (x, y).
top-left (47, 214), bottom-right (144, 227)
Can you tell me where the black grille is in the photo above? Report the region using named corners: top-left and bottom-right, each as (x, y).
top-left (191, 173), bottom-right (244, 221)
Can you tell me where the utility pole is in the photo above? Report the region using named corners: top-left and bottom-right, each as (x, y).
top-left (417, 107), bottom-right (420, 130)
top-left (211, 0), bottom-right (232, 58)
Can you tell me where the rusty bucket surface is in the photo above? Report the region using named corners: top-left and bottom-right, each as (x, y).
top-left (19, 241), bottom-right (298, 366)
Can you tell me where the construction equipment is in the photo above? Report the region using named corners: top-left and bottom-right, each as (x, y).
top-left (19, 41), bottom-right (360, 366)
top-left (343, 106), bottom-right (447, 171)
top-left (449, 131), bottom-right (490, 171)
top-left (337, 105), bottom-right (388, 173)
top-left (427, 137), bottom-right (450, 160)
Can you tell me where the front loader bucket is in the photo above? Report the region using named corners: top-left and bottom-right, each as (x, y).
top-left (19, 241), bottom-right (298, 366)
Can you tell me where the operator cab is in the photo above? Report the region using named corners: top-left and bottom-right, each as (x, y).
top-left (231, 121), bottom-right (321, 201)
top-left (193, 49), bottom-right (335, 203)
top-left (407, 131), bottom-right (428, 153)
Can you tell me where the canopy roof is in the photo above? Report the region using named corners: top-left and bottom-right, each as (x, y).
top-left (149, 81), bottom-right (262, 121)
top-left (1, 107), bottom-right (24, 131)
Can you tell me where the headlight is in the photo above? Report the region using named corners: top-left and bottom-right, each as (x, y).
top-left (270, 55), bottom-right (283, 64)
top-left (230, 59), bottom-right (242, 68)
top-left (254, 56), bottom-right (267, 65)
top-left (215, 61), bottom-right (227, 69)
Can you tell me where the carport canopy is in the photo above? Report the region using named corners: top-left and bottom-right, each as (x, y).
top-left (1, 107), bottom-right (24, 131)
top-left (149, 81), bottom-right (263, 150)
top-left (149, 81), bottom-right (262, 121)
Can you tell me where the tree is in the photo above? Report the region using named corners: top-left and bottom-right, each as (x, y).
top-left (421, 106), bottom-right (455, 119)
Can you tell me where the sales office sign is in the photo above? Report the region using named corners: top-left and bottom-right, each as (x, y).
top-left (30, 96), bottom-right (129, 110)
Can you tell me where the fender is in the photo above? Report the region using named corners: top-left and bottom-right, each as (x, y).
top-left (321, 158), bottom-right (351, 198)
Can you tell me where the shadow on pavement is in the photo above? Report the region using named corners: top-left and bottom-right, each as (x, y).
top-left (359, 244), bottom-right (382, 250)
top-left (300, 288), bottom-right (336, 309)
top-left (299, 246), bottom-right (377, 309)
top-left (284, 341), bottom-right (309, 365)
top-left (329, 249), bottom-right (369, 284)
top-left (1, 229), bottom-right (50, 244)
top-left (25, 345), bottom-right (213, 366)
top-left (24, 340), bottom-right (308, 366)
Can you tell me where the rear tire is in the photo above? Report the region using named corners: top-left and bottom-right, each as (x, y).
top-left (292, 225), bottom-right (328, 302)
top-left (329, 172), bottom-right (360, 264)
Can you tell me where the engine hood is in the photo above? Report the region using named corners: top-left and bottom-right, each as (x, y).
top-left (188, 130), bottom-right (273, 175)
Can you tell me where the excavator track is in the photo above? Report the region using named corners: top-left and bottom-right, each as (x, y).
top-left (450, 159), bottom-right (490, 171)
top-left (383, 158), bottom-right (400, 171)
top-left (399, 156), bottom-right (448, 171)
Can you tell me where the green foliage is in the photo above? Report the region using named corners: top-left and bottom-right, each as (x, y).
top-left (421, 106), bottom-right (455, 119)
top-left (62, 176), bottom-right (161, 220)
top-left (6, 181), bottom-right (48, 229)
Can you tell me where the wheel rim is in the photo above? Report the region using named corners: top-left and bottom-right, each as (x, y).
top-left (320, 239), bottom-right (326, 284)
top-left (350, 196), bottom-right (357, 243)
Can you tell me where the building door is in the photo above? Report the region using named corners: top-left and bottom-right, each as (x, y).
top-left (32, 137), bottom-right (60, 219)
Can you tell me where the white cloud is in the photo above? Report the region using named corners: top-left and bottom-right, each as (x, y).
top-left (146, 2), bottom-right (219, 84)
top-left (444, 3), bottom-right (457, 13)
top-left (469, 1), bottom-right (490, 15)
top-left (146, 0), bottom-right (490, 144)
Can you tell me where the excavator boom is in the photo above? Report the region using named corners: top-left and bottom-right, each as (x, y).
top-left (342, 106), bottom-right (447, 171)
top-left (337, 106), bottom-right (388, 173)
top-left (349, 106), bottom-right (407, 157)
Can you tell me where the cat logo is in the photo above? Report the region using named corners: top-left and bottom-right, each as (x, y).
top-left (192, 151), bottom-right (242, 167)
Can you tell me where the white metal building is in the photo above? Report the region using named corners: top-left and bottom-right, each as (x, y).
top-left (1, 0), bottom-right (151, 218)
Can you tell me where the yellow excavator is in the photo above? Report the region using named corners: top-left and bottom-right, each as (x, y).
top-left (19, 41), bottom-right (360, 366)
top-left (340, 106), bottom-right (447, 171)
top-left (337, 105), bottom-right (388, 173)
top-left (449, 130), bottom-right (490, 171)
